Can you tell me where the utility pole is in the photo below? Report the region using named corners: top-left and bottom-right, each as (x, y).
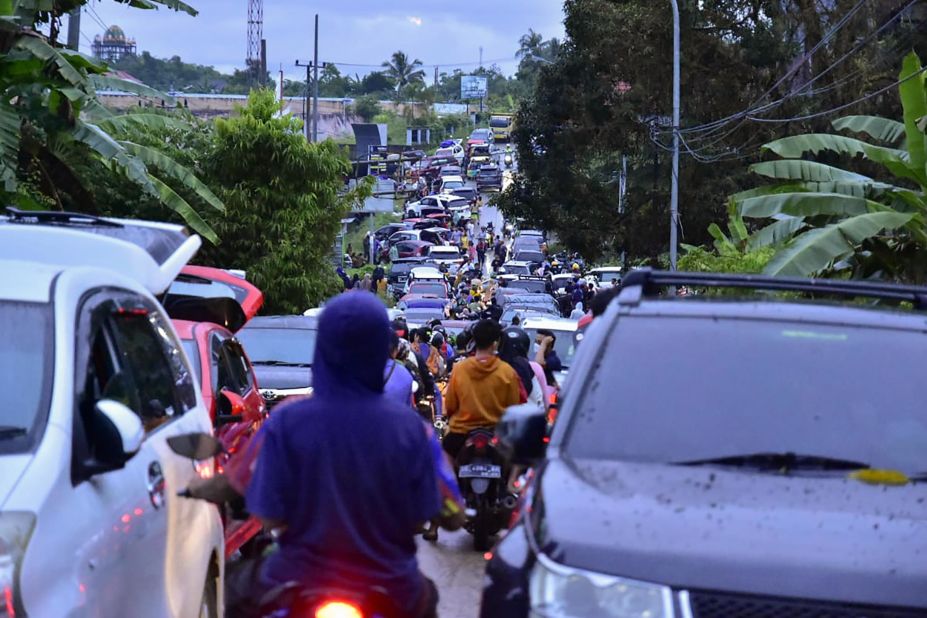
top-left (669, 0), bottom-right (681, 271)
top-left (66, 8), bottom-right (80, 51)
top-left (295, 60), bottom-right (312, 140)
top-left (619, 155), bottom-right (628, 269)
top-left (479, 46), bottom-right (483, 69)
top-left (434, 65), bottom-right (439, 88)
top-left (312, 13), bottom-right (320, 142)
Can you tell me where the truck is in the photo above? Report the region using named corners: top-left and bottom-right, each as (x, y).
top-left (490, 114), bottom-right (514, 142)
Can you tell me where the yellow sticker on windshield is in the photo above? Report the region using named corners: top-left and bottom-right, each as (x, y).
top-left (781, 330), bottom-right (848, 341)
top-left (848, 469), bottom-right (909, 486)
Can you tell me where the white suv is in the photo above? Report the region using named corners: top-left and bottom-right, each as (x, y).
top-left (0, 210), bottom-right (224, 617)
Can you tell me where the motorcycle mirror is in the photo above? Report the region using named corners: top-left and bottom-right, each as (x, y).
top-left (167, 433), bottom-right (224, 460)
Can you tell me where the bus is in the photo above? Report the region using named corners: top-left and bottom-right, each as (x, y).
top-left (490, 114), bottom-right (514, 142)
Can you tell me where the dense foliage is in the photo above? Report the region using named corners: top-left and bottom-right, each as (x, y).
top-left (0, 0), bottom-right (222, 239)
top-left (197, 90), bottom-right (370, 313)
top-left (497, 0), bottom-right (924, 263)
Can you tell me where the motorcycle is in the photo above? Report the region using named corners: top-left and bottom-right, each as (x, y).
top-left (258, 583), bottom-right (404, 618)
top-left (503, 153), bottom-right (513, 168)
top-left (455, 429), bottom-right (517, 551)
top-left (169, 434), bottom-right (409, 618)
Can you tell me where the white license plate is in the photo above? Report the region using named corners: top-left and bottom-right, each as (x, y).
top-left (459, 464), bottom-right (501, 479)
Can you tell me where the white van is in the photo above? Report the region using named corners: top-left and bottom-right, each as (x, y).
top-left (0, 210), bottom-right (224, 617)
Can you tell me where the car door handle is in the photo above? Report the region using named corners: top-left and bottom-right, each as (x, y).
top-left (147, 461), bottom-right (165, 510)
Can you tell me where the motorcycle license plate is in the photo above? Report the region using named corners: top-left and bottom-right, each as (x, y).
top-left (459, 464), bottom-right (501, 479)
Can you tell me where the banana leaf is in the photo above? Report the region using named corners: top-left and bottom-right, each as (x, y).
top-left (747, 216), bottom-right (806, 251)
top-left (763, 134), bottom-right (908, 162)
top-left (16, 35), bottom-right (84, 87)
top-left (899, 52), bottom-right (927, 172)
top-left (832, 115), bottom-right (905, 145)
top-left (739, 192), bottom-right (883, 219)
top-left (148, 175), bottom-right (217, 243)
top-left (121, 141), bottom-right (225, 213)
top-left (0, 100), bottom-right (19, 190)
top-left (764, 212), bottom-right (914, 277)
top-left (750, 160), bottom-right (872, 183)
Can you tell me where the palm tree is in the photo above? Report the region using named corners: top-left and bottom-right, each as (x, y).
top-left (516, 29), bottom-right (544, 60)
top-left (381, 51), bottom-right (425, 98)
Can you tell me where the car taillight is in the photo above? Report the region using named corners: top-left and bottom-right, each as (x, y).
top-left (314, 600), bottom-right (363, 618)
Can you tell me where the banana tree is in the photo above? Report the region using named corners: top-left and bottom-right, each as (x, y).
top-left (0, 0), bottom-right (223, 242)
top-left (732, 52), bottom-right (927, 282)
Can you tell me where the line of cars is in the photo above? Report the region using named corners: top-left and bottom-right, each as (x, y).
top-left (0, 208), bottom-right (322, 617)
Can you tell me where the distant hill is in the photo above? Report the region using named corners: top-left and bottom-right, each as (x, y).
top-left (110, 52), bottom-right (255, 94)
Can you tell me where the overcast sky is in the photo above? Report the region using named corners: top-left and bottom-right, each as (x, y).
top-left (79, 0), bottom-right (565, 82)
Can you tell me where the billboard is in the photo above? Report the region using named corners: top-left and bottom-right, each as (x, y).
top-left (461, 75), bottom-right (488, 99)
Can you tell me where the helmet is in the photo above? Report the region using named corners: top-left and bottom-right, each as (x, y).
top-left (431, 332), bottom-right (445, 347)
top-left (500, 326), bottom-right (531, 358)
top-left (551, 259), bottom-right (559, 266)
top-left (572, 263), bottom-right (580, 271)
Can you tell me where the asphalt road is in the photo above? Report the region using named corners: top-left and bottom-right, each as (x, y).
top-left (417, 529), bottom-right (489, 618)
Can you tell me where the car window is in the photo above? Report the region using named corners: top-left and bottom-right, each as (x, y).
top-left (0, 301), bottom-right (53, 454)
top-left (225, 339), bottom-right (255, 395)
top-left (148, 310), bottom-right (197, 412)
top-left (566, 316), bottom-right (927, 474)
top-left (109, 309), bottom-right (184, 434)
top-left (238, 326), bottom-right (316, 366)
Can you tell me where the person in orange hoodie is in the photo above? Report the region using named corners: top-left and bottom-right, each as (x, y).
top-left (443, 319), bottom-right (525, 460)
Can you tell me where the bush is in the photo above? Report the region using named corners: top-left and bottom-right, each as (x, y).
top-left (352, 95), bottom-right (382, 122)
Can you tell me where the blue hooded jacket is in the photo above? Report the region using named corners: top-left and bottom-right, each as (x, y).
top-left (246, 292), bottom-right (441, 611)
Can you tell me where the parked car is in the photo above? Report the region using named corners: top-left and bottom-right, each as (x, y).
top-left (468, 128), bottom-right (494, 146)
top-left (165, 265), bottom-right (267, 559)
top-left (404, 203), bottom-right (446, 219)
top-left (387, 258), bottom-right (427, 298)
top-left (0, 209), bottom-right (224, 617)
top-left (404, 266), bottom-right (449, 295)
top-left (439, 164), bottom-right (463, 178)
top-left (405, 281), bottom-right (450, 299)
top-left (426, 245), bottom-right (464, 267)
top-left (237, 315), bottom-right (318, 409)
top-left (374, 222), bottom-right (412, 242)
top-left (483, 269), bottom-right (927, 617)
top-left (450, 186), bottom-right (480, 204)
top-left (438, 174), bottom-right (466, 193)
top-left (476, 164), bottom-right (503, 192)
top-left (501, 277), bottom-right (550, 295)
top-left (588, 265), bottom-right (623, 288)
top-left (512, 249), bottom-right (546, 270)
top-left (397, 294), bottom-right (451, 313)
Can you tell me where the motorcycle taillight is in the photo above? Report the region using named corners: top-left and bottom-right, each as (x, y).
top-left (470, 433), bottom-right (490, 454)
top-left (314, 600), bottom-right (363, 618)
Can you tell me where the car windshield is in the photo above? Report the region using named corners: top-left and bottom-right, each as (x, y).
top-left (490, 117), bottom-right (511, 128)
top-left (0, 301), bottom-right (53, 452)
top-left (525, 326), bottom-right (579, 369)
top-left (443, 180), bottom-right (464, 189)
top-left (566, 316), bottom-right (927, 472)
top-left (515, 251), bottom-right (545, 263)
top-left (506, 280), bottom-right (547, 293)
top-left (504, 264), bottom-right (532, 275)
top-left (238, 326), bottom-right (316, 366)
top-left (409, 283), bottom-right (447, 297)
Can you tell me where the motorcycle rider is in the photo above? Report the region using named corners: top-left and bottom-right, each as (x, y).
top-left (245, 293), bottom-right (449, 618)
top-left (499, 326), bottom-right (545, 410)
top-left (384, 331), bottom-right (415, 405)
top-left (443, 319), bottom-right (524, 460)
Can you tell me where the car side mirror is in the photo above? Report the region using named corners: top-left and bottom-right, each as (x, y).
top-left (496, 404), bottom-right (548, 466)
top-left (216, 388), bottom-right (246, 426)
top-left (95, 399), bottom-right (144, 467)
top-left (167, 432), bottom-right (224, 460)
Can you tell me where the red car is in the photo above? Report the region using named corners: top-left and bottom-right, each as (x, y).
top-left (395, 240), bottom-right (433, 258)
top-left (165, 265), bottom-right (267, 558)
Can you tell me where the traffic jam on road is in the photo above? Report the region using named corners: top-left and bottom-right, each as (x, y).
top-left (2, 119), bottom-right (927, 618)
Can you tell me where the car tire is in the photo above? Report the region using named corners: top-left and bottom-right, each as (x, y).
top-left (199, 564), bottom-right (220, 618)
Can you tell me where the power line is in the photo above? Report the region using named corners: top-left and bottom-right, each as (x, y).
top-left (326, 56), bottom-right (517, 70)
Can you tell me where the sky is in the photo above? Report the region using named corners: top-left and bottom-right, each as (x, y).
top-left (79, 0), bottom-right (566, 83)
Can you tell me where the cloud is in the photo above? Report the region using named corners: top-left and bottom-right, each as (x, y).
top-left (407, 16), bottom-right (423, 27)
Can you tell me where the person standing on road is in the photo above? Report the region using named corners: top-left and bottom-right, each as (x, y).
top-left (384, 331), bottom-right (415, 406)
top-left (534, 329), bottom-right (563, 388)
top-left (443, 320), bottom-right (524, 460)
top-left (476, 239), bottom-right (487, 270)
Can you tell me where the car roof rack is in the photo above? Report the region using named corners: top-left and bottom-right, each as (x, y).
top-left (619, 268), bottom-right (927, 310)
top-left (5, 206), bottom-right (123, 228)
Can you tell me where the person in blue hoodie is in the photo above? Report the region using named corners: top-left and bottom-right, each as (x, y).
top-left (244, 292), bottom-right (449, 617)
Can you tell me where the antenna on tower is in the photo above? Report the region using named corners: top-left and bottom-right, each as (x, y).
top-left (246, 0), bottom-right (264, 85)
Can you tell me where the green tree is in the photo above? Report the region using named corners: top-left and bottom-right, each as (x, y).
top-left (381, 51), bottom-right (425, 98)
top-left (351, 95), bottom-right (381, 122)
top-left (197, 90), bottom-right (369, 312)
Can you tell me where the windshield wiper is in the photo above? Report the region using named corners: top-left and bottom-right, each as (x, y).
top-left (0, 426), bottom-right (28, 440)
top-left (251, 360), bottom-right (311, 367)
top-left (677, 452), bottom-right (870, 472)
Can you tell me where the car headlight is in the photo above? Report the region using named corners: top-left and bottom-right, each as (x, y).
top-left (0, 512), bottom-right (36, 617)
top-left (529, 553), bottom-right (674, 618)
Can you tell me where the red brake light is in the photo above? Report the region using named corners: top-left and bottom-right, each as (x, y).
top-left (315, 601), bottom-right (363, 618)
top-left (3, 585), bottom-right (14, 617)
top-left (472, 433), bottom-right (490, 449)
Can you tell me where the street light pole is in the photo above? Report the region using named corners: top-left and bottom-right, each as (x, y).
top-left (669, 0), bottom-right (681, 271)
top-left (312, 13), bottom-right (320, 142)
